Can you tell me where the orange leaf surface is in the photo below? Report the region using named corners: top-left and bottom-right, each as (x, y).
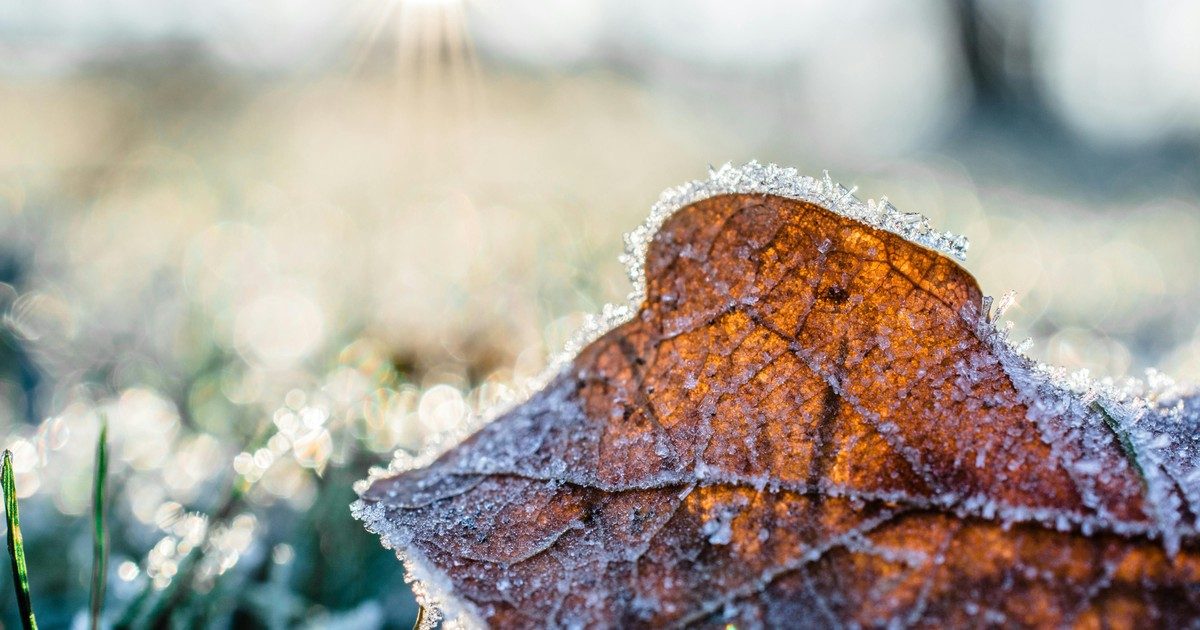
top-left (355, 164), bottom-right (1200, 628)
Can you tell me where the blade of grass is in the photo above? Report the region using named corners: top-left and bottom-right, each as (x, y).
top-left (3, 449), bottom-right (38, 630)
top-left (90, 421), bottom-right (109, 630)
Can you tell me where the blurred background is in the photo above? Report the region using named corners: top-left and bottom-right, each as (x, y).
top-left (1, 0), bottom-right (1199, 626)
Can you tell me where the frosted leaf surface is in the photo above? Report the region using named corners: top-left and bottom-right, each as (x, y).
top-left (354, 164), bottom-right (1200, 628)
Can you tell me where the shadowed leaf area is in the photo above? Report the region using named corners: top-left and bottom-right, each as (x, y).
top-left (359, 194), bottom-right (1200, 628)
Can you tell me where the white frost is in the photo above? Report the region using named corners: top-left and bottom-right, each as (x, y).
top-left (353, 162), bottom-right (1200, 625)
top-left (351, 501), bottom-right (487, 629)
top-left (620, 161), bottom-right (969, 311)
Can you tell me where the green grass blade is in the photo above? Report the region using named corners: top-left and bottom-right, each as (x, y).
top-left (3, 449), bottom-right (38, 630)
top-left (90, 421), bottom-right (109, 630)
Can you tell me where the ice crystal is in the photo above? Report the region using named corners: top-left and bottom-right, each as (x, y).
top-left (354, 162), bottom-right (1200, 628)
top-left (622, 162), bottom-right (970, 310)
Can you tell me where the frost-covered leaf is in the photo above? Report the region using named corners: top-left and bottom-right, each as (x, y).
top-left (354, 164), bottom-right (1200, 628)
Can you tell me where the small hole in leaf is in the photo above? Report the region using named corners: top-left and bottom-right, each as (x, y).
top-left (824, 286), bottom-right (849, 303)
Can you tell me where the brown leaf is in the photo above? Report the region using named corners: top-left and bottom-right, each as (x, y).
top-left (355, 167), bottom-right (1200, 628)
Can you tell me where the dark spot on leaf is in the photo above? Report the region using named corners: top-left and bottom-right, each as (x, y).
top-left (824, 286), bottom-right (849, 303)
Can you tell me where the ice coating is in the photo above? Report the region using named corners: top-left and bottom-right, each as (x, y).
top-left (353, 501), bottom-right (485, 630)
top-left (353, 162), bottom-right (973, 481)
top-left (354, 164), bottom-right (1200, 628)
top-left (622, 162), bottom-right (969, 305)
top-left (562, 161), bottom-right (970, 380)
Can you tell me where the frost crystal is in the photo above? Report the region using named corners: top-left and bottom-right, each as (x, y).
top-left (352, 501), bottom-right (485, 629)
top-left (353, 162), bottom-right (1200, 628)
top-left (622, 162), bottom-right (970, 311)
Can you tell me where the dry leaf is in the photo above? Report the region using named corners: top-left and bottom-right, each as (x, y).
top-left (355, 164), bottom-right (1200, 628)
